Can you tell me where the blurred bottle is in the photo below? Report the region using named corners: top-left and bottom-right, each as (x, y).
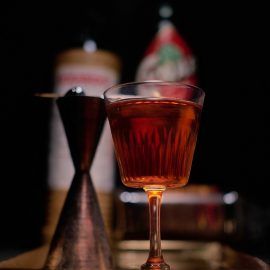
top-left (136, 2), bottom-right (197, 85)
top-left (44, 26), bottom-right (121, 243)
top-left (114, 185), bottom-right (226, 244)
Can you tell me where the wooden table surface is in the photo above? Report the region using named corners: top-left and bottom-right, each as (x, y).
top-left (0, 240), bottom-right (269, 270)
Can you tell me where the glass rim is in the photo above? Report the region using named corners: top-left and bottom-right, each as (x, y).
top-left (103, 80), bottom-right (205, 101)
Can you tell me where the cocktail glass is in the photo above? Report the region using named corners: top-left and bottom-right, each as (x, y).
top-left (104, 81), bottom-right (205, 270)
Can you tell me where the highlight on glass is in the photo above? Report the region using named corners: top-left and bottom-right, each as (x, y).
top-left (104, 81), bottom-right (205, 270)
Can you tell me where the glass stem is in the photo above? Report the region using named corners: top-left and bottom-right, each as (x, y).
top-left (145, 188), bottom-right (165, 264)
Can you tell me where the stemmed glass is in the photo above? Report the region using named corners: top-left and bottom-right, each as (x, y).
top-left (104, 81), bottom-right (205, 270)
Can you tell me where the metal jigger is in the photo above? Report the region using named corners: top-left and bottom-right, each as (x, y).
top-left (44, 88), bottom-right (112, 270)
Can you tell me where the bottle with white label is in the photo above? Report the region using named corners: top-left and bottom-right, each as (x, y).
top-left (44, 35), bottom-right (121, 243)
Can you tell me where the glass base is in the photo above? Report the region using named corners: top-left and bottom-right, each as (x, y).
top-left (141, 262), bottom-right (170, 270)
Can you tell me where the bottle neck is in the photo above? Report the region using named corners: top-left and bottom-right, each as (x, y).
top-left (158, 1), bottom-right (174, 21)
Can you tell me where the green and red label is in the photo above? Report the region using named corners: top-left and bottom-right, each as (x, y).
top-left (136, 21), bottom-right (197, 85)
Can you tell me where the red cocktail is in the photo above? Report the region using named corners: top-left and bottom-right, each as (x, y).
top-left (104, 82), bottom-right (205, 270)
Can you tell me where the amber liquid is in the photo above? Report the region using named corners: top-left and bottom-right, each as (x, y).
top-left (107, 99), bottom-right (202, 189)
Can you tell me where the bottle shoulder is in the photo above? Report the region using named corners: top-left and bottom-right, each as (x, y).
top-left (54, 47), bottom-right (121, 71)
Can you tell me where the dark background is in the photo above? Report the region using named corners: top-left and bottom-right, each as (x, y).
top-left (1, 0), bottom-right (270, 263)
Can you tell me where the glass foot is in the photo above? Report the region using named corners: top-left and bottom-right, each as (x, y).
top-left (141, 262), bottom-right (170, 270)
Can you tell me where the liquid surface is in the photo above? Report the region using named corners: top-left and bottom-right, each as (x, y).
top-left (107, 99), bottom-right (202, 188)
